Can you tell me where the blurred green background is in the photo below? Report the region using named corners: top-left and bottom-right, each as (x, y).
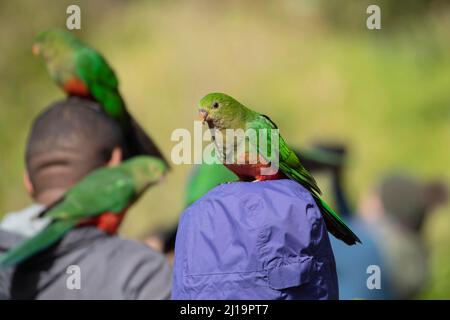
top-left (0, 0), bottom-right (449, 298)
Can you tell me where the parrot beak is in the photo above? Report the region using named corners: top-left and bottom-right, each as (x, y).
top-left (199, 109), bottom-right (209, 124)
top-left (32, 44), bottom-right (41, 56)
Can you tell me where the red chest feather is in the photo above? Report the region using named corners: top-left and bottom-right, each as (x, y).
top-left (224, 151), bottom-right (286, 181)
top-left (77, 211), bottom-right (127, 235)
top-left (63, 77), bottom-right (91, 97)
top-left (225, 163), bottom-right (286, 182)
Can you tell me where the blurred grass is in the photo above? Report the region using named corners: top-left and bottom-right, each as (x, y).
top-left (0, 0), bottom-right (449, 298)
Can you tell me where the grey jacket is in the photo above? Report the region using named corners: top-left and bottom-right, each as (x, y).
top-left (0, 226), bottom-right (172, 300)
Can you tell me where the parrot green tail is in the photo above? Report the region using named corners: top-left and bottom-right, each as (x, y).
top-left (312, 194), bottom-right (361, 245)
top-left (0, 219), bottom-right (76, 267)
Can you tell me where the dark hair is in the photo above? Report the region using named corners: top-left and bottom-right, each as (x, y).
top-left (26, 97), bottom-right (125, 196)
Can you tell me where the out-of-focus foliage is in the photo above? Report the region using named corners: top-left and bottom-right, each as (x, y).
top-left (0, 0), bottom-right (448, 298)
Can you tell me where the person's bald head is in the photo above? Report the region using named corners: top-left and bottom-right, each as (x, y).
top-left (25, 97), bottom-right (125, 204)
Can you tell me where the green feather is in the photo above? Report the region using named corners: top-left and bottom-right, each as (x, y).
top-left (74, 47), bottom-right (127, 122)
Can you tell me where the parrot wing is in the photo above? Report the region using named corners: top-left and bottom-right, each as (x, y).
top-left (74, 47), bottom-right (126, 121)
top-left (45, 167), bottom-right (136, 221)
top-left (74, 46), bottom-right (119, 89)
top-left (247, 114), bottom-right (321, 195)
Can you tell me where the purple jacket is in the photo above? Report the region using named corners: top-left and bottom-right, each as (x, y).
top-left (172, 179), bottom-right (339, 300)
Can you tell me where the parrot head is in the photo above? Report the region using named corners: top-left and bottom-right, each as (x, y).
top-left (122, 156), bottom-right (168, 192)
top-left (32, 29), bottom-right (79, 61)
top-left (198, 92), bottom-right (249, 130)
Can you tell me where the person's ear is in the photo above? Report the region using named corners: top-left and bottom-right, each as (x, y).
top-left (23, 171), bottom-right (34, 196)
top-left (107, 147), bottom-right (122, 167)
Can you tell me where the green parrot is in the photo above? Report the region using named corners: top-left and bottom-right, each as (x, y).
top-left (32, 29), bottom-right (168, 164)
top-left (0, 156), bottom-right (167, 267)
top-left (198, 92), bottom-right (360, 245)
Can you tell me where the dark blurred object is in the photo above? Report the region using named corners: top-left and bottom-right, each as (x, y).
top-left (145, 227), bottom-right (177, 255)
top-left (423, 180), bottom-right (448, 214)
top-left (296, 143), bottom-right (353, 217)
top-left (297, 144), bottom-right (345, 171)
top-left (361, 173), bottom-right (448, 299)
top-left (144, 227), bottom-right (177, 265)
top-left (319, 0), bottom-right (450, 31)
top-left (379, 174), bottom-right (448, 231)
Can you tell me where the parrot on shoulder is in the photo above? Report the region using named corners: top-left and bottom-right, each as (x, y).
top-left (32, 29), bottom-right (168, 164)
top-left (198, 92), bottom-right (360, 245)
top-left (0, 156), bottom-right (167, 267)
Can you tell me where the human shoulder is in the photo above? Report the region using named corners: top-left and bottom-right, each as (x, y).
top-left (96, 233), bottom-right (168, 266)
top-left (184, 179), bottom-right (316, 216)
top-left (85, 231), bottom-right (172, 299)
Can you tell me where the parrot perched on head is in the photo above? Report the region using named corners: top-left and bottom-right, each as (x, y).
top-left (32, 29), bottom-right (168, 164)
top-left (0, 156), bottom-right (167, 267)
top-left (198, 92), bottom-right (360, 245)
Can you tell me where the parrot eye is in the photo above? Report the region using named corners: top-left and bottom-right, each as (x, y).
top-left (212, 102), bottom-right (220, 109)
